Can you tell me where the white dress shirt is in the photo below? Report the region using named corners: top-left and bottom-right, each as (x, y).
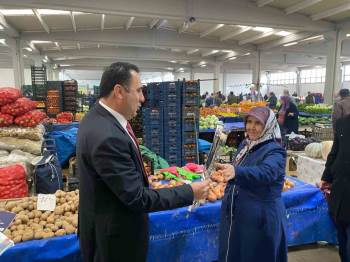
top-left (99, 100), bottom-right (137, 147)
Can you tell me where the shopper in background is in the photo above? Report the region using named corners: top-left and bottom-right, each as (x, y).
top-left (332, 88), bottom-right (350, 130)
top-left (205, 93), bottom-right (214, 107)
top-left (319, 114), bottom-right (350, 262)
top-left (277, 96), bottom-right (299, 135)
top-left (305, 91), bottom-right (315, 105)
top-left (227, 91), bottom-right (239, 105)
top-left (77, 62), bottom-right (210, 262)
top-left (283, 89), bottom-right (296, 104)
top-left (217, 106), bottom-right (287, 262)
top-left (267, 92), bottom-right (277, 110)
top-left (214, 92), bottom-right (223, 106)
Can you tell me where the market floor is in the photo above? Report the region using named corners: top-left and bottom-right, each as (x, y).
top-left (288, 244), bottom-right (340, 262)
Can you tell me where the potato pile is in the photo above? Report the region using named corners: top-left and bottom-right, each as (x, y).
top-left (283, 179), bottom-right (295, 192)
top-left (149, 173), bottom-right (185, 189)
top-left (207, 171), bottom-right (227, 202)
top-left (0, 190), bottom-right (79, 243)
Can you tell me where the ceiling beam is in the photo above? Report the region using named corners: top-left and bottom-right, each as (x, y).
top-left (311, 3), bottom-right (350, 21)
top-left (257, 0), bottom-right (274, 8)
top-left (187, 49), bottom-right (199, 55)
top-left (149, 18), bottom-right (159, 29)
top-left (77, 42), bottom-right (80, 50)
top-left (285, 0), bottom-right (323, 15)
top-left (101, 14), bottom-right (105, 32)
top-left (239, 30), bottom-right (276, 45)
top-left (201, 50), bottom-right (219, 57)
top-left (0, 0), bottom-right (334, 32)
top-left (69, 11), bottom-right (77, 32)
top-left (125, 17), bottom-right (135, 30)
top-left (21, 29), bottom-right (255, 53)
top-left (0, 13), bottom-right (19, 37)
top-left (220, 26), bottom-right (252, 41)
top-left (200, 24), bottom-right (224, 38)
top-left (43, 46), bottom-right (215, 63)
top-left (259, 32), bottom-right (315, 50)
top-left (32, 9), bottom-right (50, 34)
top-left (54, 42), bottom-right (62, 51)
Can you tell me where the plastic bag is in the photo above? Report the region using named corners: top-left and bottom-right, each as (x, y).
top-left (0, 125), bottom-right (45, 141)
top-left (1, 97), bottom-right (37, 116)
top-left (0, 137), bottom-right (42, 155)
top-left (0, 88), bottom-right (22, 106)
top-left (0, 164), bottom-right (28, 199)
top-left (14, 110), bottom-right (47, 128)
top-left (0, 150), bottom-right (9, 157)
top-left (0, 113), bottom-right (13, 127)
top-left (0, 149), bottom-right (36, 176)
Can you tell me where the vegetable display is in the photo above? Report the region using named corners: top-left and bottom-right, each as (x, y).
top-left (1, 190), bottom-right (79, 243)
top-left (298, 104), bottom-right (332, 115)
top-left (305, 143), bottom-right (323, 159)
top-left (199, 115), bottom-right (220, 130)
top-left (1, 98), bottom-right (37, 117)
top-left (14, 110), bottom-right (47, 128)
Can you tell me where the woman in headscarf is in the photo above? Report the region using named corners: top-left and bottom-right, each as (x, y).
top-left (277, 95), bottom-right (299, 134)
top-left (217, 106), bottom-right (287, 262)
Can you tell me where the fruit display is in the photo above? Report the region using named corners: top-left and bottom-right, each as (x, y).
top-left (46, 90), bottom-right (61, 116)
top-left (288, 137), bottom-right (316, 151)
top-left (0, 88), bottom-right (22, 106)
top-left (0, 113), bottom-right (14, 127)
top-left (56, 112), bottom-right (74, 124)
top-left (14, 110), bottom-right (47, 128)
top-left (1, 98), bottom-right (37, 117)
top-left (283, 179), bottom-right (295, 192)
top-left (0, 190), bottom-right (79, 243)
top-left (298, 116), bottom-right (331, 126)
top-left (199, 115), bottom-right (220, 130)
top-left (298, 104), bottom-right (332, 115)
top-left (200, 101), bottom-right (267, 117)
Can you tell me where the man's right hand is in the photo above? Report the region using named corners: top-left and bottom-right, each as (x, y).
top-left (317, 180), bottom-right (332, 194)
top-left (190, 179), bottom-right (210, 201)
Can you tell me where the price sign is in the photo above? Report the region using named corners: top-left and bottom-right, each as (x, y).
top-left (37, 194), bottom-right (56, 211)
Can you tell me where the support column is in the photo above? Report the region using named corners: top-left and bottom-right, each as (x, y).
top-left (223, 70), bottom-right (227, 95)
top-left (252, 50), bottom-right (261, 87)
top-left (213, 62), bottom-right (222, 93)
top-left (266, 71), bottom-right (271, 94)
top-left (324, 30), bottom-right (345, 104)
top-left (8, 38), bottom-right (25, 88)
top-left (296, 68), bottom-right (301, 96)
top-left (189, 66), bottom-right (194, 80)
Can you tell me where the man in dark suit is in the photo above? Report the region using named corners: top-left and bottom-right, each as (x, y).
top-left (77, 62), bottom-right (210, 262)
top-left (320, 114), bottom-right (350, 262)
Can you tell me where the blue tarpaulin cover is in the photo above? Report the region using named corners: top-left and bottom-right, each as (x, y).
top-left (47, 127), bottom-right (78, 166)
top-left (1, 177), bottom-right (336, 262)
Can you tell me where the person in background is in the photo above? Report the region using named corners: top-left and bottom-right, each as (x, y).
top-left (263, 93), bottom-right (268, 101)
top-left (217, 106), bottom-right (287, 262)
top-left (305, 91), bottom-right (315, 105)
top-left (205, 93), bottom-right (214, 107)
top-left (277, 96), bottom-right (299, 135)
top-left (267, 92), bottom-right (277, 110)
top-left (319, 114), bottom-right (350, 262)
top-left (283, 89), bottom-right (296, 104)
top-left (77, 62), bottom-right (210, 262)
top-left (227, 91), bottom-right (235, 105)
top-left (332, 88), bottom-right (350, 130)
top-left (214, 92), bottom-right (223, 106)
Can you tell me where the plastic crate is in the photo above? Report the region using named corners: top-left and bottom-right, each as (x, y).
top-left (312, 124), bottom-right (333, 141)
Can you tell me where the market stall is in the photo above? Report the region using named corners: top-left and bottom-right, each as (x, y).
top-left (1, 176), bottom-right (336, 262)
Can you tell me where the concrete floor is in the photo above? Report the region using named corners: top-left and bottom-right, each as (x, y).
top-left (288, 244), bottom-right (340, 262)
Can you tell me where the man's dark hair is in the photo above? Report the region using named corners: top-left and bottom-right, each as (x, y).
top-left (99, 62), bottom-right (140, 98)
top-left (339, 88), bottom-right (350, 98)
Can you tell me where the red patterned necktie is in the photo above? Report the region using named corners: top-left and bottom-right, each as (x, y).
top-left (126, 122), bottom-right (148, 183)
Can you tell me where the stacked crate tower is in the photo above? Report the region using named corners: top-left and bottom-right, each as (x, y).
top-left (142, 82), bottom-right (164, 157)
top-left (162, 81), bottom-right (182, 166)
top-left (181, 80), bottom-right (200, 165)
top-left (142, 80), bottom-right (200, 166)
